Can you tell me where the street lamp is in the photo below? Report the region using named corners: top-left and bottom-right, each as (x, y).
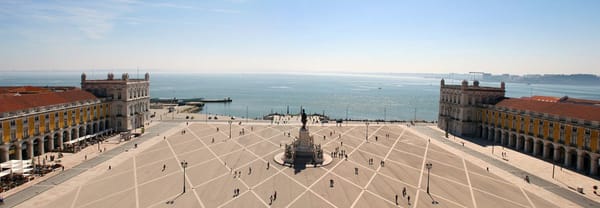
top-left (426, 162), bottom-right (433, 194)
top-left (228, 120), bottom-right (233, 139)
top-left (365, 122), bottom-right (370, 142)
top-left (181, 160), bottom-right (188, 193)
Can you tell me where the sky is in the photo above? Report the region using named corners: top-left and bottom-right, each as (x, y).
top-left (0, 0), bottom-right (599, 75)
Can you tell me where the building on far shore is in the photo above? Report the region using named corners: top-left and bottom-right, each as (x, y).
top-left (0, 72), bottom-right (150, 163)
top-left (82, 72), bottom-right (150, 132)
top-left (439, 79), bottom-right (600, 176)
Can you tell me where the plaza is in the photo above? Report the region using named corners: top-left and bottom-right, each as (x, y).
top-left (13, 120), bottom-right (574, 208)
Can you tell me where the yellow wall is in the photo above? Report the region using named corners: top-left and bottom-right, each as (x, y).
top-left (76, 109), bottom-right (81, 125)
top-left (40, 114), bottom-right (46, 133)
top-left (49, 113), bottom-right (55, 130)
top-left (565, 125), bottom-right (572, 145)
top-left (16, 119), bottom-right (22, 140)
top-left (83, 107), bottom-right (88, 122)
top-left (58, 111), bottom-right (64, 129)
top-left (2, 121), bottom-right (9, 143)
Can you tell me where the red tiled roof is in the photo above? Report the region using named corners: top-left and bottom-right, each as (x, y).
top-left (496, 98), bottom-right (600, 122)
top-left (0, 89), bottom-right (99, 114)
top-left (524, 96), bottom-right (561, 103)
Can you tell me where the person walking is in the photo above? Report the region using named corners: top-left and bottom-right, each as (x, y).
top-left (162, 164), bottom-right (166, 171)
top-left (395, 194), bottom-right (398, 205)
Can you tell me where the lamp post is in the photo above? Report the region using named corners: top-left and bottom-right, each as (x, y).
top-left (181, 160), bottom-right (188, 193)
top-left (228, 120), bottom-right (233, 139)
top-left (365, 122), bottom-right (370, 143)
top-left (426, 162), bottom-right (432, 194)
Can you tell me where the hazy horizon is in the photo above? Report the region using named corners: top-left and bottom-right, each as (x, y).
top-left (1, 0), bottom-right (599, 75)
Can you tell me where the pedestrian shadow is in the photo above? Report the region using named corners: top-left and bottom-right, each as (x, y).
top-left (165, 192), bottom-right (185, 205)
top-left (426, 193), bottom-right (439, 205)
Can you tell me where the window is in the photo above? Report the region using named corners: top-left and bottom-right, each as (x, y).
top-left (35, 124), bottom-right (39, 135)
top-left (10, 120), bottom-right (15, 127)
top-left (10, 129), bottom-right (16, 140)
top-left (35, 116), bottom-right (39, 121)
top-left (549, 122), bottom-right (554, 137)
top-left (55, 121), bottom-right (59, 129)
top-left (528, 119), bottom-right (534, 133)
top-left (570, 127), bottom-right (577, 145)
top-left (45, 123), bottom-right (50, 132)
top-left (23, 127), bottom-right (29, 138)
top-left (117, 93), bottom-right (122, 100)
top-left (584, 129), bottom-right (591, 149)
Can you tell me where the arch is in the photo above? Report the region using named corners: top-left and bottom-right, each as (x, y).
top-left (63, 130), bottom-right (70, 142)
top-left (567, 149), bottom-right (578, 168)
top-left (582, 152), bottom-right (591, 174)
top-left (53, 132), bottom-right (61, 150)
top-left (33, 138), bottom-right (42, 156)
top-left (8, 144), bottom-right (18, 160)
top-left (72, 128), bottom-right (78, 140)
top-left (21, 141), bottom-right (30, 160)
top-left (544, 142), bottom-right (554, 160)
top-left (79, 126), bottom-right (85, 137)
top-left (534, 140), bottom-right (544, 157)
top-left (555, 146), bottom-right (566, 164)
top-left (517, 135), bottom-right (525, 151)
top-left (509, 133), bottom-right (517, 148)
top-left (524, 137), bottom-right (534, 154)
top-left (99, 121), bottom-right (105, 131)
top-left (86, 124), bottom-right (92, 135)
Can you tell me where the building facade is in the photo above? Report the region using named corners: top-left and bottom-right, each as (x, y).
top-left (439, 80), bottom-right (600, 176)
top-left (0, 87), bottom-right (111, 162)
top-left (81, 73), bottom-right (150, 132)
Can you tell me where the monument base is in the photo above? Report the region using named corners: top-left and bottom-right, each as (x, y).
top-left (273, 152), bottom-right (333, 168)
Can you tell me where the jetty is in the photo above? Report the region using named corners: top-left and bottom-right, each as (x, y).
top-left (150, 97), bottom-right (232, 105)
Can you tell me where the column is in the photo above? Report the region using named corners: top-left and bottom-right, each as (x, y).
top-left (38, 139), bottom-right (45, 156)
top-left (58, 132), bottom-right (64, 150)
top-left (488, 128), bottom-right (493, 141)
top-left (49, 136), bottom-right (55, 152)
top-left (508, 134), bottom-right (515, 147)
top-left (27, 141), bottom-right (33, 159)
top-left (501, 132), bottom-right (507, 145)
top-left (482, 128), bottom-right (488, 140)
top-left (542, 143), bottom-right (550, 159)
top-left (15, 143), bottom-right (22, 160)
top-left (591, 155), bottom-right (599, 176)
top-left (576, 151), bottom-right (584, 171)
top-left (524, 139), bottom-right (531, 154)
top-left (533, 141), bottom-right (540, 156)
top-left (494, 130), bottom-right (499, 143)
top-left (553, 147), bottom-right (560, 162)
top-left (0, 146), bottom-right (8, 162)
top-left (564, 150), bottom-right (571, 167)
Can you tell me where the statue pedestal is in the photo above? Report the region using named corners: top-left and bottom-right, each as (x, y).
top-left (274, 127), bottom-right (332, 167)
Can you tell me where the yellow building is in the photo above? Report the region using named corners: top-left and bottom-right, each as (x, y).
top-left (0, 86), bottom-right (112, 162)
top-left (439, 79), bottom-right (600, 176)
top-left (481, 96), bottom-right (600, 176)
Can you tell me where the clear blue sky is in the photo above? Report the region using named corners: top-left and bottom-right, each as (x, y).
top-left (1, 0), bottom-right (599, 75)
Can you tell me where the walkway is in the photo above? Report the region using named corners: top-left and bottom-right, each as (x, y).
top-left (1, 122), bottom-right (180, 208)
top-left (412, 125), bottom-right (600, 208)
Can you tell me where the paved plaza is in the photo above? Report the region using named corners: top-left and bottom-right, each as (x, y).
top-left (16, 122), bottom-right (565, 208)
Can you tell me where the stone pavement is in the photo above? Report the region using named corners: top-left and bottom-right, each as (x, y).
top-left (410, 125), bottom-right (600, 208)
top-left (2, 121), bottom-right (181, 208)
top-left (13, 122), bottom-right (563, 208)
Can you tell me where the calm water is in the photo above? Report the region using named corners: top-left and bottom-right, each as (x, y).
top-left (1, 72), bottom-right (599, 121)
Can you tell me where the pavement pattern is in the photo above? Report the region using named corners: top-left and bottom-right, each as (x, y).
top-left (16, 123), bottom-right (560, 208)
